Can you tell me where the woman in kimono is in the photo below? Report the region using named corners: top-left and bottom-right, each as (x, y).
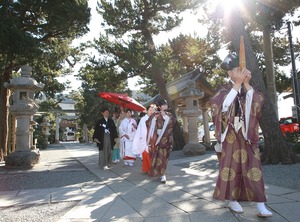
top-left (146, 99), bottom-right (176, 184)
top-left (119, 108), bottom-right (137, 166)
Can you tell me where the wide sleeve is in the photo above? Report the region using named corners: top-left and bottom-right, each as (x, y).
top-left (210, 87), bottom-right (231, 143)
top-left (132, 117), bottom-right (148, 154)
top-left (119, 119), bottom-right (126, 137)
top-left (247, 90), bottom-right (265, 142)
top-left (92, 120), bottom-right (100, 140)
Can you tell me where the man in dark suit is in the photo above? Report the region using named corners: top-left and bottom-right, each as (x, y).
top-left (93, 107), bottom-right (118, 169)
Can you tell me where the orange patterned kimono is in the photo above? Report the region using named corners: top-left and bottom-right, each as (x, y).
top-left (211, 85), bottom-right (267, 202)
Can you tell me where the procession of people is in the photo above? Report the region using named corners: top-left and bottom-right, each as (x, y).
top-left (92, 52), bottom-right (273, 218)
top-left (93, 97), bottom-right (176, 184)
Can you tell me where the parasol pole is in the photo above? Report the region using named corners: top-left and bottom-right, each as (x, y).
top-left (239, 35), bottom-right (246, 69)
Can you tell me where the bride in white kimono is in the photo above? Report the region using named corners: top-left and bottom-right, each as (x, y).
top-left (119, 109), bottom-right (137, 166)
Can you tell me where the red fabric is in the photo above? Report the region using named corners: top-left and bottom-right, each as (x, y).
top-left (123, 156), bottom-right (136, 160)
top-left (142, 150), bottom-right (151, 173)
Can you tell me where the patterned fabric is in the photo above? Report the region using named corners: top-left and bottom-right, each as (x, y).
top-left (146, 112), bottom-right (176, 177)
top-left (211, 85), bottom-right (266, 202)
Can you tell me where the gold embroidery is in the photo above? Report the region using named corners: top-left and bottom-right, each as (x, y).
top-left (214, 187), bottom-right (221, 197)
top-left (247, 167), bottom-right (262, 182)
top-left (221, 167), bottom-right (236, 181)
top-left (232, 149), bottom-right (248, 163)
top-left (254, 148), bottom-right (261, 160)
top-left (221, 151), bottom-right (225, 160)
top-left (259, 93), bottom-right (264, 102)
top-left (226, 131), bottom-right (236, 144)
top-left (246, 188), bottom-right (254, 201)
top-left (251, 102), bottom-right (260, 116)
top-left (161, 137), bottom-right (167, 144)
top-left (156, 158), bottom-right (162, 166)
top-left (211, 104), bottom-right (219, 117)
top-left (232, 187), bottom-right (241, 199)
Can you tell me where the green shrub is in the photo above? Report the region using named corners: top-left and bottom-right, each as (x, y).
top-left (284, 131), bottom-right (299, 143)
top-left (292, 143), bottom-right (300, 154)
top-left (34, 130), bottom-right (48, 149)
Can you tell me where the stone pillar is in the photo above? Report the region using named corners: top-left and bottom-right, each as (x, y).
top-left (29, 120), bottom-right (37, 149)
top-left (11, 115), bottom-right (16, 152)
top-left (15, 115), bottom-right (31, 151)
top-left (176, 106), bottom-right (188, 143)
top-left (55, 117), bottom-right (60, 143)
top-left (181, 87), bottom-right (206, 155)
top-left (4, 65), bottom-right (44, 167)
top-left (202, 108), bottom-right (211, 143)
top-left (83, 124), bottom-right (89, 143)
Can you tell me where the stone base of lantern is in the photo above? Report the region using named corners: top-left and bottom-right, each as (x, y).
top-left (5, 150), bottom-right (40, 168)
top-left (183, 143), bottom-right (206, 156)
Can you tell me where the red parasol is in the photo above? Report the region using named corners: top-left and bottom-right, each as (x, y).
top-left (98, 92), bottom-right (146, 112)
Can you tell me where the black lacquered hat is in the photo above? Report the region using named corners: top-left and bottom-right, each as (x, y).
top-left (220, 53), bottom-right (239, 71)
top-left (157, 98), bottom-right (167, 107)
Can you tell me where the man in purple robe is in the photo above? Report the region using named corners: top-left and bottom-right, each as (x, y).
top-left (210, 54), bottom-right (272, 217)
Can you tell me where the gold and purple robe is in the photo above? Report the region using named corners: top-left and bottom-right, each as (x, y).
top-left (211, 85), bottom-right (267, 202)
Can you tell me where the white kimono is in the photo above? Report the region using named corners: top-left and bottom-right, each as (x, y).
top-left (132, 114), bottom-right (149, 155)
top-left (119, 117), bottom-right (137, 160)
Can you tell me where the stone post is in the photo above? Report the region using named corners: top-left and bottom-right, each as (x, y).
top-left (83, 124), bottom-right (89, 143)
top-left (181, 87), bottom-right (206, 155)
top-left (202, 108), bottom-right (211, 143)
top-left (4, 65), bottom-right (44, 167)
top-left (55, 117), bottom-right (60, 143)
top-left (29, 120), bottom-right (37, 150)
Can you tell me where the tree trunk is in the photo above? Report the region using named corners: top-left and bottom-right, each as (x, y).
top-left (142, 28), bottom-right (186, 150)
top-left (263, 25), bottom-right (278, 118)
top-left (0, 69), bottom-right (11, 161)
top-left (225, 8), bottom-right (295, 164)
top-left (152, 66), bottom-right (186, 150)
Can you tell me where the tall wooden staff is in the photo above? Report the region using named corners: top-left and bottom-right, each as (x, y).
top-left (239, 36), bottom-right (246, 69)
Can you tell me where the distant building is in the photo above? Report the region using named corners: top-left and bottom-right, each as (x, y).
top-left (58, 98), bottom-right (76, 116)
top-left (58, 98), bottom-right (77, 133)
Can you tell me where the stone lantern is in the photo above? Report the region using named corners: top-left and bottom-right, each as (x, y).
top-left (4, 65), bottom-right (44, 167)
top-left (180, 85), bottom-right (206, 155)
top-left (40, 116), bottom-right (51, 139)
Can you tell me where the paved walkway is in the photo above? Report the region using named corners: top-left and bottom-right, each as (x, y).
top-left (1, 142), bottom-right (300, 222)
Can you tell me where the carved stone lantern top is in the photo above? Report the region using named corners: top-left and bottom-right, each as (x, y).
top-left (40, 117), bottom-right (51, 127)
top-left (4, 65), bottom-right (44, 91)
top-left (4, 65), bottom-right (44, 116)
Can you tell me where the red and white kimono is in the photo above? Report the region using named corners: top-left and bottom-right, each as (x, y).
top-left (132, 114), bottom-right (151, 173)
top-left (119, 117), bottom-right (137, 165)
